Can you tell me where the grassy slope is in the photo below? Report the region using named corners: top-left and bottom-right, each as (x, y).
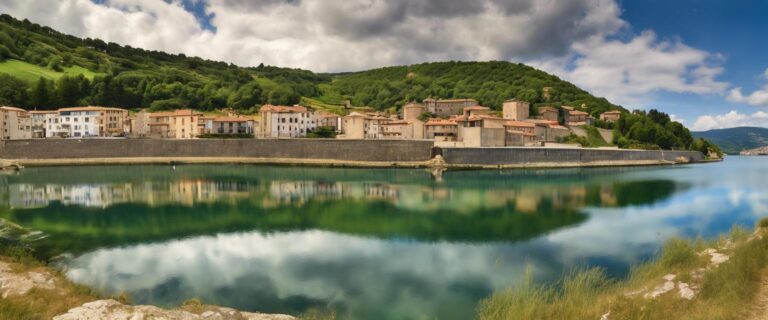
top-left (692, 127), bottom-right (768, 154)
top-left (478, 223), bottom-right (768, 320)
top-left (0, 59), bottom-right (103, 82)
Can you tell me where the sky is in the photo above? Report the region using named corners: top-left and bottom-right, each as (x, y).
top-left (0, 0), bottom-right (766, 131)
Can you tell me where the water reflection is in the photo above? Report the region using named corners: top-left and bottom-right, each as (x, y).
top-left (2, 161), bottom-right (765, 320)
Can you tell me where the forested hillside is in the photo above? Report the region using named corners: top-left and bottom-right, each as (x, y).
top-left (0, 14), bottom-right (720, 153)
top-left (692, 127), bottom-right (768, 154)
top-left (0, 14), bottom-right (617, 115)
top-left (329, 61), bottom-right (619, 113)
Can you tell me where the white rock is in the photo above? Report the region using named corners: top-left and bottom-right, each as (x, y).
top-left (600, 311), bottom-right (610, 320)
top-left (54, 299), bottom-right (297, 320)
top-left (663, 274), bottom-right (676, 281)
top-left (678, 282), bottom-right (695, 300)
top-left (644, 281), bottom-right (676, 299)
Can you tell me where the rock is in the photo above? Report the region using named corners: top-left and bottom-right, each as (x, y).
top-left (644, 280), bottom-right (676, 299)
top-left (663, 274), bottom-right (676, 281)
top-left (674, 156), bottom-right (690, 164)
top-left (600, 311), bottom-right (610, 320)
top-left (0, 261), bottom-right (58, 298)
top-left (54, 299), bottom-right (296, 320)
top-left (678, 282), bottom-right (695, 300)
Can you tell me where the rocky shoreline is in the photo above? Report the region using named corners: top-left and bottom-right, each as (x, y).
top-left (0, 254), bottom-right (295, 320)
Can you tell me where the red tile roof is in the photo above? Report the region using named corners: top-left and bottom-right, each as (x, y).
top-left (259, 104), bottom-right (309, 113)
top-left (504, 120), bottom-right (535, 128)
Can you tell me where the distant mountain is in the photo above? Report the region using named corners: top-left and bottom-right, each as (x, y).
top-left (692, 127), bottom-right (768, 154)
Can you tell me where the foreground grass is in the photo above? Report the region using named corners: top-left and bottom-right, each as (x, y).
top-left (0, 242), bottom-right (97, 320)
top-left (477, 224), bottom-right (768, 320)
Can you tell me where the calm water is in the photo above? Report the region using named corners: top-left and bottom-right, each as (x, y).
top-left (0, 157), bottom-right (767, 319)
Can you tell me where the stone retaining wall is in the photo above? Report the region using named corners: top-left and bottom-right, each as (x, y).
top-left (439, 147), bottom-right (704, 165)
top-left (0, 139), bottom-right (435, 162)
top-left (0, 139), bottom-right (706, 167)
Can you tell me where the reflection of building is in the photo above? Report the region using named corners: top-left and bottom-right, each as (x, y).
top-left (7, 180), bottom-right (252, 209)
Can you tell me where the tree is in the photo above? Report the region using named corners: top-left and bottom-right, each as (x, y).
top-left (55, 75), bottom-right (89, 107)
top-left (307, 126), bottom-right (337, 138)
top-left (29, 77), bottom-right (53, 109)
top-left (0, 74), bottom-right (28, 106)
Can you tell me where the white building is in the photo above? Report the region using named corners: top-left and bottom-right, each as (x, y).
top-left (29, 111), bottom-right (60, 138)
top-left (57, 106), bottom-right (129, 138)
top-left (259, 105), bottom-right (317, 138)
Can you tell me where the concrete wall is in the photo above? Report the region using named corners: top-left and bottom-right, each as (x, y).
top-left (0, 139), bottom-right (706, 167)
top-left (0, 139), bottom-right (435, 162)
top-left (440, 147), bottom-right (705, 165)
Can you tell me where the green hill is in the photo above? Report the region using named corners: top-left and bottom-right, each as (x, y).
top-left (693, 127), bottom-right (768, 154)
top-left (0, 14), bottom-right (718, 153)
top-left (0, 13), bottom-right (616, 115)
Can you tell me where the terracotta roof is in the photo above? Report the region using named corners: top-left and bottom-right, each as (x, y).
top-left (403, 103), bottom-right (424, 109)
top-left (504, 120), bottom-right (535, 128)
top-left (456, 115), bottom-right (503, 122)
top-left (58, 106), bottom-right (127, 112)
top-left (148, 109), bottom-right (202, 117)
top-left (463, 106), bottom-right (490, 111)
top-left (506, 130), bottom-right (536, 137)
top-left (213, 116), bottom-right (253, 122)
top-left (602, 110), bottom-right (622, 114)
top-left (425, 98), bottom-right (478, 103)
top-left (0, 106), bottom-right (28, 113)
top-left (29, 110), bottom-right (57, 114)
top-left (538, 106), bottom-right (558, 113)
top-left (259, 104), bottom-right (309, 113)
top-left (381, 120), bottom-right (410, 125)
top-left (424, 118), bottom-right (458, 126)
top-left (569, 110), bottom-right (589, 116)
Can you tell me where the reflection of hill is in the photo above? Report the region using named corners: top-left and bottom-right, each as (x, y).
top-left (0, 165), bottom-right (686, 259)
top-left (4, 198), bottom-right (586, 258)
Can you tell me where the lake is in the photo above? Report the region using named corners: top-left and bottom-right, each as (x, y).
top-left (0, 156), bottom-right (766, 319)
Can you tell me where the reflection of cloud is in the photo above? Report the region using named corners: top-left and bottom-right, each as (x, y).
top-left (546, 186), bottom-right (768, 266)
top-left (60, 231), bottom-right (535, 319)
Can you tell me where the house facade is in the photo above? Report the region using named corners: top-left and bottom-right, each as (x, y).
top-left (423, 98), bottom-right (479, 118)
top-left (502, 99), bottom-right (530, 121)
top-left (259, 105), bottom-right (317, 138)
top-left (600, 110), bottom-right (622, 122)
top-left (0, 106), bottom-right (32, 140)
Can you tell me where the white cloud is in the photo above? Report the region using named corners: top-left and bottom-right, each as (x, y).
top-left (692, 110), bottom-right (768, 131)
top-left (727, 69), bottom-right (768, 107)
top-left (531, 31), bottom-right (728, 106)
top-left (0, 0), bottom-right (729, 107)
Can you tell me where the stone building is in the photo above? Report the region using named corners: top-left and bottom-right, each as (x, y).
top-left (423, 98), bottom-right (479, 118)
top-left (424, 118), bottom-right (459, 141)
top-left (502, 99), bottom-right (530, 121)
top-left (0, 106), bottom-right (32, 140)
top-left (600, 110), bottom-right (622, 122)
top-left (148, 109), bottom-right (204, 139)
top-left (340, 112), bottom-right (391, 139)
top-left (402, 102), bottom-right (426, 121)
top-left (538, 106), bottom-right (559, 122)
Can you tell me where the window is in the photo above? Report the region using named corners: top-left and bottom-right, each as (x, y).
top-left (85, 117), bottom-right (89, 122)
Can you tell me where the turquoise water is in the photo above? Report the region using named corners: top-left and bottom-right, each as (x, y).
top-left (0, 157), bottom-right (766, 319)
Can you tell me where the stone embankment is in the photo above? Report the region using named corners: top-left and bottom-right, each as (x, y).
top-left (0, 139), bottom-right (707, 169)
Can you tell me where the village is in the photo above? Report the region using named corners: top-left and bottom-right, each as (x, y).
top-left (0, 99), bottom-right (624, 148)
